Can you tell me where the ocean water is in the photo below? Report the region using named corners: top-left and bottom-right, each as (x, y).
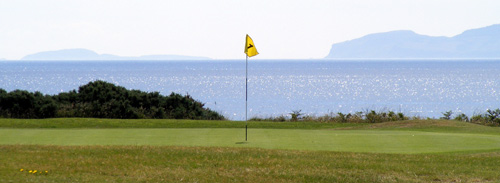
top-left (1, 60), bottom-right (499, 120)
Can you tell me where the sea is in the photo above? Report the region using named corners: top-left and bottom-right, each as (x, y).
top-left (1, 59), bottom-right (499, 120)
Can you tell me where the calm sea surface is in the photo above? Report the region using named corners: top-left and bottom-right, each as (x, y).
top-left (1, 60), bottom-right (499, 120)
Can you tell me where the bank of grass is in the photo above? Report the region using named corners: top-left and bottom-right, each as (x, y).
top-left (335, 119), bottom-right (500, 135)
top-left (0, 118), bottom-right (366, 129)
top-left (2, 145), bottom-right (500, 182)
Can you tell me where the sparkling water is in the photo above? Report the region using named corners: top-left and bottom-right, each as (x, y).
top-left (1, 60), bottom-right (499, 120)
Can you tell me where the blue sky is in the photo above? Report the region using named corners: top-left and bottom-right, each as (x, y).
top-left (1, 0), bottom-right (499, 59)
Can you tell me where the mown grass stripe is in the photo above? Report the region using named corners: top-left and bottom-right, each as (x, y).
top-left (2, 128), bottom-right (500, 154)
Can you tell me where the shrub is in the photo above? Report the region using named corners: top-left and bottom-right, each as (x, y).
top-left (289, 110), bottom-right (303, 122)
top-left (440, 111), bottom-right (453, 120)
top-left (468, 109), bottom-right (500, 126)
top-left (486, 109), bottom-right (500, 122)
top-left (0, 81), bottom-right (224, 120)
top-left (454, 113), bottom-right (469, 122)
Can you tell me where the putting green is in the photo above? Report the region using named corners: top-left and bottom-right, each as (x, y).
top-left (1, 128), bottom-right (500, 154)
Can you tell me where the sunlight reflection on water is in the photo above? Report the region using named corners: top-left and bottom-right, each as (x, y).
top-left (1, 60), bottom-right (499, 120)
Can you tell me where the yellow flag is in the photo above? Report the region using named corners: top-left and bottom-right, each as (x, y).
top-left (244, 34), bottom-right (259, 57)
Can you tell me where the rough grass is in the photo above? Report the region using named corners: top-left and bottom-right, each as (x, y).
top-left (1, 145), bottom-right (500, 183)
top-left (0, 118), bottom-right (365, 129)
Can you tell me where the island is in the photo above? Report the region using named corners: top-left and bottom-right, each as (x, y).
top-left (325, 24), bottom-right (500, 58)
top-left (21, 48), bottom-right (211, 60)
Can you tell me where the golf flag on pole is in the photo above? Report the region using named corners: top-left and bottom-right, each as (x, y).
top-left (244, 34), bottom-right (258, 141)
top-left (245, 34), bottom-right (259, 57)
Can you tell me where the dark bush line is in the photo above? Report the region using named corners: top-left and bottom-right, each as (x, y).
top-left (251, 110), bottom-right (414, 123)
top-left (0, 80), bottom-right (224, 120)
top-left (252, 109), bottom-right (500, 126)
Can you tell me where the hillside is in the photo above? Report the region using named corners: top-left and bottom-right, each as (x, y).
top-left (326, 24), bottom-right (500, 58)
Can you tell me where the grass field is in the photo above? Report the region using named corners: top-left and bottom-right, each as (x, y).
top-left (1, 118), bottom-right (500, 182)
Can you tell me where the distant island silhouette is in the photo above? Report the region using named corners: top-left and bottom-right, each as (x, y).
top-left (21, 48), bottom-right (211, 60)
top-left (326, 24), bottom-right (500, 58)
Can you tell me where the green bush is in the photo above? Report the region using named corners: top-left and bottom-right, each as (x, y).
top-left (0, 90), bottom-right (57, 118)
top-left (0, 81), bottom-right (224, 120)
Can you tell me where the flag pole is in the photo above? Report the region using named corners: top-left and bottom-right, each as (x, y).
top-left (245, 55), bottom-right (248, 141)
top-left (244, 34), bottom-right (257, 142)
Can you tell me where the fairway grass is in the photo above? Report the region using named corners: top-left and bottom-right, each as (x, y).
top-left (2, 128), bottom-right (500, 154)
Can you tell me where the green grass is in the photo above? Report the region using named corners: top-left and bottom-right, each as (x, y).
top-left (2, 145), bottom-right (500, 182)
top-left (2, 118), bottom-right (500, 153)
top-left (1, 128), bottom-right (500, 154)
